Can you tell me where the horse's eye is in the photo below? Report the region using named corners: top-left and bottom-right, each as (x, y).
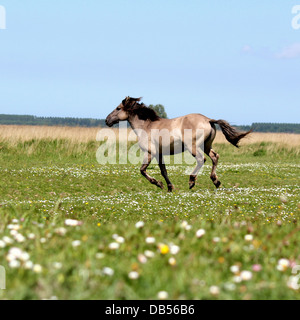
top-left (116, 107), bottom-right (121, 111)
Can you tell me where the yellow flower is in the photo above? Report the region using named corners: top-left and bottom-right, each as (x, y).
top-left (97, 223), bottom-right (101, 227)
top-left (158, 244), bottom-right (169, 255)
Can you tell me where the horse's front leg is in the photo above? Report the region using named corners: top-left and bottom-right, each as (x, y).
top-left (157, 154), bottom-right (174, 192)
top-left (140, 153), bottom-right (164, 189)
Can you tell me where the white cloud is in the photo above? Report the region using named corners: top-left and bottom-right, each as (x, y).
top-left (276, 43), bottom-right (300, 59)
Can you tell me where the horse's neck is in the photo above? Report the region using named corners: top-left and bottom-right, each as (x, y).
top-left (128, 116), bottom-right (148, 132)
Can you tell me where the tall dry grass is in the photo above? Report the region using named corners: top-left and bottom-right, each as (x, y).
top-left (0, 125), bottom-right (299, 154)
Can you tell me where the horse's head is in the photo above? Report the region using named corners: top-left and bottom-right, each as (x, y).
top-left (105, 97), bottom-right (142, 127)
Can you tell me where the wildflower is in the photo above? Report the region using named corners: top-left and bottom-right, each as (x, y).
top-left (212, 237), bottom-right (220, 243)
top-left (230, 265), bottom-right (240, 274)
top-left (55, 227), bottom-right (67, 236)
top-left (252, 264), bottom-right (262, 272)
top-left (287, 276), bottom-right (300, 290)
top-left (0, 240), bottom-right (6, 248)
top-left (144, 250), bottom-right (155, 258)
top-left (196, 229), bottom-right (205, 238)
top-left (135, 221), bottom-right (144, 229)
top-left (65, 219), bottom-right (82, 227)
top-left (138, 254), bottom-right (147, 264)
top-left (72, 240), bottom-right (81, 247)
top-left (244, 234), bottom-right (253, 242)
top-left (102, 267), bottom-right (114, 276)
top-left (95, 252), bottom-right (105, 259)
top-left (168, 257), bottom-right (176, 266)
top-left (157, 291), bottom-right (169, 300)
top-left (169, 244), bottom-right (180, 255)
top-left (240, 270), bottom-right (252, 281)
top-left (108, 242), bottom-right (120, 250)
top-left (24, 260), bottom-right (34, 270)
top-left (33, 264), bottom-right (43, 273)
top-left (209, 286), bottom-right (220, 296)
top-left (128, 271), bottom-right (139, 280)
top-left (3, 236), bottom-right (13, 244)
top-left (116, 236), bottom-right (125, 244)
top-left (158, 244), bottom-right (169, 255)
top-left (9, 260), bottom-right (20, 268)
top-left (277, 258), bottom-right (290, 271)
top-left (145, 237), bottom-right (155, 244)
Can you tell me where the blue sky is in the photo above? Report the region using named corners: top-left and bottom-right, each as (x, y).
top-left (0, 1), bottom-right (299, 124)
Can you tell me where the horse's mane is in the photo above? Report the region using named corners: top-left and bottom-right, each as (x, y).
top-left (132, 103), bottom-right (161, 121)
top-left (123, 97), bottom-right (160, 121)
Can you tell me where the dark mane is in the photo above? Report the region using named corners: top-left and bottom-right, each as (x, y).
top-left (132, 103), bottom-right (161, 121)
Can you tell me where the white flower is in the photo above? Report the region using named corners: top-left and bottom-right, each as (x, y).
top-left (196, 229), bottom-right (205, 238)
top-left (168, 257), bottom-right (176, 266)
top-left (135, 221), bottom-right (144, 229)
top-left (185, 224), bottom-right (192, 231)
top-left (157, 291), bottom-right (169, 300)
top-left (7, 224), bottom-right (21, 231)
top-left (170, 244), bottom-right (180, 255)
top-left (180, 221), bottom-right (188, 228)
top-left (65, 219), bottom-right (82, 227)
top-left (95, 252), bottom-right (105, 259)
top-left (0, 240), bottom-right (6, 248)
top-left (55, 227), bottom-right (67, 236)
top-left (277, 258), bottom-right (290, 271)
top-left (102, 267), bottom-right (114, 276)
top-left (138, 254), bottom-right (147, 264)
top-left (233, 275), bottom-right (242, 283)
top-left (244, 234), bottom-right (253, 242)
top-left (144, 250), bottom-right (155, 258)
top-left (28, 233), bottom-right (36, 239)
top-left (287, 276), bottom-right (300, 290)
top-left (33, 264), bottom-right (43, 273)
top-left (72, 240), bottom-right (81, 247)
top-left (128, 271), bottom-right (139, 280)
top-left (9, 259), bottom-right (20, 268)
top-left (24, 260), bottom-right (34, 269)
top-left (240, 270), bottom-right (252, 281)
top-left (116, 236), bottom-right (125, 244)
top-left (8, 247), bottom-right (23, 259)
top-left (209, 286), bottom-right (220, 296)
top-left (108, 242), bottom-right (120, 250)
top-left (20, 251), bottom-right (30, 261)
top-left (145, 237), bottom-right (155, 244)
top-left (212, 237), bottom-right (220, 243)
top-left (3, 236), bottom-right (13, 244)
top-left (230, 265), bottom-right (240, 274)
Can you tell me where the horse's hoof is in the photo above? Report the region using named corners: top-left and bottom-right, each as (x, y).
top-left (167, 184), bottom-right (175, 192)
top-left (189, 182), bottom-right (195, 189)
top-left (215, 181), bottom-right (221, 189)
top-left (157, 181), bottom-right (164, 189)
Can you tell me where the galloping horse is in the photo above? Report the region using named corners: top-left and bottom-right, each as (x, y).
top-left (106, 97), bottom-right (251, 192)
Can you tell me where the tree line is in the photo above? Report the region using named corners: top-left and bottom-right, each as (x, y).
top-left (0, 114), bottom-right (299, 133)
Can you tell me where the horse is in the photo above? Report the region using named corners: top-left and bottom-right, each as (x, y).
top-left (105, 96), bottom-right (252, 192)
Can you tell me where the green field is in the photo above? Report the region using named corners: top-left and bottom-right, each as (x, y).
top-left (0, 137), bottom-right (299, 300)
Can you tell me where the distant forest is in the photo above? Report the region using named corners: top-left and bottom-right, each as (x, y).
top-left (0, 114), bottom-right (299, 133)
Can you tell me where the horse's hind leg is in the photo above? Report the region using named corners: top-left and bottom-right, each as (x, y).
top-left (140, 152), bottom-right (164, 189)
top-left (188, 152), bottom-right (206, 189)
top-left (207, 148), bottom-right (221, 188)
top-left (158, 155), bottom-right (174, 192)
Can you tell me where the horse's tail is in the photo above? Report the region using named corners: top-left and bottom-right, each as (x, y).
top-left (209, 119), bottom-right (252, 148)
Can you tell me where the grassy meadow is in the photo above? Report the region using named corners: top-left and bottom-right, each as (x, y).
top-left (0, 125), bottom-right (299, 300)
